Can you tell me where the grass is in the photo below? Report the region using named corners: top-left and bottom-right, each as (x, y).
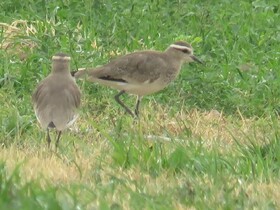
top-left (1, 0), bottom-right (280, 209)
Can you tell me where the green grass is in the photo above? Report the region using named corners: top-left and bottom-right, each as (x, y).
top-left (1, 0), bottom-right (280, 209)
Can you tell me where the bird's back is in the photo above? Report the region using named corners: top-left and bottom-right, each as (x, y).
top-left (83, 51), bottom-right (180, 95)
top-left (32, 73), bottom-right (81, 130)
top-left (90, 51), bottom-right (170, 82)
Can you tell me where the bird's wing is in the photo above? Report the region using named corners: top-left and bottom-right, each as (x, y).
top-left (64, 82), bottom-right (81, 109)
top-left (32, 78), bottom-right (50, 107)
top-left (87, 51), bottom-right (167, 84)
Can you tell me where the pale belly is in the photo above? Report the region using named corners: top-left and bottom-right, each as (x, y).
top-left (94, 78), bottom-right (168, 96)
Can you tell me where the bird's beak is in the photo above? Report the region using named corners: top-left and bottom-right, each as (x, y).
top-left (190, 55), bottom-right (203, 64)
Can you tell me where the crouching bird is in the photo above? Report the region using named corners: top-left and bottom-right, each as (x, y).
top-left (32, 53), bottom-right (81, 148)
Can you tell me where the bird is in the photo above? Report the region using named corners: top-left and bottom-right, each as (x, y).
top-left (73, 41), bottom-right (202, 117)
top-left (32, 53), bottom-right (81, 148)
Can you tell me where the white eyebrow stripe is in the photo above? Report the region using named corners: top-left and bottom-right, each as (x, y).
top-left (52, 56), bottom-right (71, 60)
top-left (170, 44), bottom-right (192, 51)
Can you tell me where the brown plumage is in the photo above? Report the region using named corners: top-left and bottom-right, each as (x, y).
top-left (32, 53), bottom-right (81, 148)
top-left (74, 41), bottom-right (202, 117)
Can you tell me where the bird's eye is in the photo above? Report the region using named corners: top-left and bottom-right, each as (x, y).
top-left (182, 49), bottom-right (190, 54)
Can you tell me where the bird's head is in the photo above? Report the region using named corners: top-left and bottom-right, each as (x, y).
top-left (167, 41), bottom-right (203, 64)
top-left (52, 53), bottom-right (71, 73)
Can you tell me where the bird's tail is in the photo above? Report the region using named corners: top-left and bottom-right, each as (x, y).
top-left (71, 68), bottom-right (87, 79)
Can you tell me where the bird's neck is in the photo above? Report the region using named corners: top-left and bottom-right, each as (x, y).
top-left (164, 49), bottom-right (184, 68)
top-left (52, 63), bottom-right (70, 74)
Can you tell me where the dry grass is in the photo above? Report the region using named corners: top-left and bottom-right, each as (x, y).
top-left (246, 182), bottom-right (280, 207)
top-left (0, 107), bottom-right (276, 183)
top-left (0, 88), bottom-right (277, 208)
top-left (0, 20), bottom-right (86, 60)
top-left (101, 103), bottom-right (275, 152)
top-left (0, 20), bottom-right (38, 59)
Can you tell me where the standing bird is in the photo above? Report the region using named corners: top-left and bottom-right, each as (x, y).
top-left (32, 53), bottom-right (81, 148)
top-left (74, 41), bottom-right (202, 117)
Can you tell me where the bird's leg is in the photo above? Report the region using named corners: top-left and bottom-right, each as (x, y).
top-left (134, 96), bottom-right (142, 118)
top-left (114, 90), bottom-right (135, 117)
top-left (47, 128), bottom-right (51, 148)
top-left (55, 131), bottom-right (62, 149)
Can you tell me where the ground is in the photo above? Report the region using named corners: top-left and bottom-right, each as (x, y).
top-left (0, 0), bottom-right (280, 209)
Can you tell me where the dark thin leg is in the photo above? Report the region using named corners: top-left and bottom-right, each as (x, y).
top-left (114, 90), bottom-right (135, 117)
top-left (134, 96), bottom-right (141, 117)
top-left (73, 140), bottom-right (79, 154)
top-left (47, 128), bottom-right (51, 148)
top-left (55, 131), bottom-right (62, 149)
